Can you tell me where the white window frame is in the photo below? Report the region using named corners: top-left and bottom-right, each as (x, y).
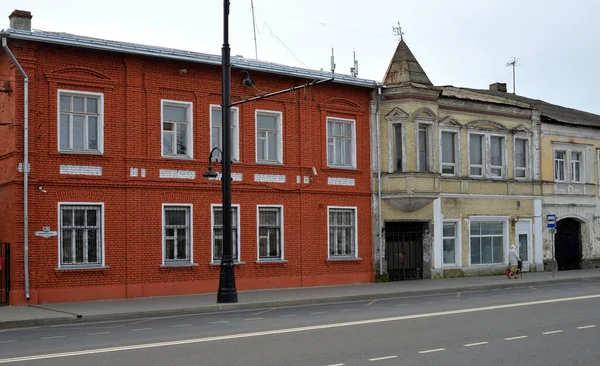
top-left (442, 219), bottom-right (461, 267)
top-left (554, 149), bottom-right (567, 182)
top-left (468, 133), bottom-right (507, 179)
top-left (210, 105), bottom-right (240, 162)
top-left (570, 151), bottom-right (583, 183)
top-left (468, 133), bottom-right (485, 177)
top-left (57, 90), bottom-right (104, 154)
top-left (416, 122), bottom-right (434, 172)
top-left (211, 204), bottom-right (241, 264)
top-left (255, 110), bottom-right (283, 164)
top-left (327, 206), bottom-right (358, 259)
top-left (256, 205), bottom-right (284, 262)
top-left (439, 129), bottom-right (459, 176)
top-left (515, 219), bottom-right (532, 265)
top-left (57, 202), bottom-right (105, 268)
top-left (390, 121), bottom-right (406, 173)
top-left (468, 216), bottom-right (509, 266)
top-left (513, 136), bottom-right (530, 180)
top-left (161, 99), bottom-right (194, 159)
top-left (488, 134), bottom-right (506, 178)
top-left (327, 116), bottom-right (357, 169)
top-left (162, 204), bottom-right (194, 266)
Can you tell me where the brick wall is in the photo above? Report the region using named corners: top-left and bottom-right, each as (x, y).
top-left (1, 40), bottom-right (374, 304)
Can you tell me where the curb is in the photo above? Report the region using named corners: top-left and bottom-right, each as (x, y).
top-left (1, 275), bottom-right (599, 330)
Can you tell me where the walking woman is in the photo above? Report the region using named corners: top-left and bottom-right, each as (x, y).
top-left (507, 244), bottom-right (521, 279)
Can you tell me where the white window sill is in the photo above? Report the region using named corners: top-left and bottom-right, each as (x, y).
top-left (256, 161), bottom-right (283, 165)
top-left (210, 261), bottom-right (246, 266)
top-left (160, 262), bottom-right (198, 268)
top-left (327, 257), bottom-right (362, 262)
top-left (55, 265), bottom-right (109, 271)
top-left (59, 150), bottom-right (103, 155)
top-left (327, 165), bottom-right (357, 170)
top-left (161, 155), bottom-right (193, 160)
top-left (256, 259), bottom-right (288, 264)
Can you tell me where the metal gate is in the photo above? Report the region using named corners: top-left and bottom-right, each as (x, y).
top-left (385, 222), bottom-right (423, 281)
top-left (0, 242), bottom-right (9, 305)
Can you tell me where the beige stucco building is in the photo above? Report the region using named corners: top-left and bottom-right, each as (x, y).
top-left (370, 40), bottom-right (600, 280)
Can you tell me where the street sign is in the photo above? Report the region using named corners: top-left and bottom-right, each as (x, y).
top-left (546, 214), bottom-right (556, 229)
top-left (35, 226), bottom-right (58, 238)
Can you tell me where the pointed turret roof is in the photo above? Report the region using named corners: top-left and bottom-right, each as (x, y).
top-left (383, 40), bottom-right (432, 86)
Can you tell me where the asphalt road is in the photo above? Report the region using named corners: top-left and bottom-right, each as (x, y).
top-left (1, 279), bottom-right (599, 365)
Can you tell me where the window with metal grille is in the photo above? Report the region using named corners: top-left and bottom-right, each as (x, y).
top-left (164, 206), bottom-right (191, 263)
top-left (258, 207), bottom-right (282, 260)
top-left (212, 206), bottom-right (239, 261)
top-left (327, 118), bottom-right (355, 168)
top-left (60, 205), bottom-right (102, 266)
top-left (162, 100), bottom-right (192, 158)
top-left (59, 91), bottom-right (102, 153)
top-left (328, 208), bottom-right (356, 257)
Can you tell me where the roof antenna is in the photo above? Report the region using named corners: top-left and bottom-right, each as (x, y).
top-left (350, 50), bottom-right (359, 78)
top-left (251, 0), bottom-right (258, 59)
top-left (330, 48), bottom-right (336, 74)
top-left (392, 22), bottom-right (404, 41)
top-left (506, 57), bottom-right (520, 94)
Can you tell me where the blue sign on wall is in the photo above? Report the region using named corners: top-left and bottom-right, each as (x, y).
top-left (546, 214), bottom-right (556, 229)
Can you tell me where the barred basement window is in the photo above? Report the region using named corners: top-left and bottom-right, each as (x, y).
top-left (328, 207), bottom-right (357, 258)
top-left (212, 206), bottom-right (239, 261)
top-left (60, 205), bottom-right (102, 267)
top-left (163, 206), bottom-right (191, 263)
top-left (258, 206), bottom-right (282, 260)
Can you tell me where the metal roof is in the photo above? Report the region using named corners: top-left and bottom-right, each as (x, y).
top-left (1, 28), bottom-right (379, 89)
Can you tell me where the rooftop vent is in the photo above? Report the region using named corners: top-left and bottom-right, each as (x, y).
top-left (9, 10), bottom-right (32, 31)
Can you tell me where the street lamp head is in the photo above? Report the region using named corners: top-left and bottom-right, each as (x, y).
top-left (203, 165), bottom-right (220, 178)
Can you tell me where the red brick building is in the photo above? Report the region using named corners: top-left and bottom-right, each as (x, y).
top-left (0, 11), bottom-right (377, 305)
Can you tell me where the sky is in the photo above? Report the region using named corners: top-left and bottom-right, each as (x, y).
top-left (2, 0), bottom-right (600, 114)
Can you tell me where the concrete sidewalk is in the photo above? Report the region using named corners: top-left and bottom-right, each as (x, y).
top-left (2, 269), bottom-right (600, 329)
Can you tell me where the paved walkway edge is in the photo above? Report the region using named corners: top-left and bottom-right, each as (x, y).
top-left (2, 274), bottom-right (598, 330)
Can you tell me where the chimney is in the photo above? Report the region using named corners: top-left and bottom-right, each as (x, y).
top-left (489, 82), bottom-right (507, 93)
top-left (9, 10), bottom-right (32, 31)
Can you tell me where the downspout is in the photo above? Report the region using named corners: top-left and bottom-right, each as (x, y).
top-left (375, 86), bottom-right (383, 276)
top-left (2, 36), bottom-right (30, 300)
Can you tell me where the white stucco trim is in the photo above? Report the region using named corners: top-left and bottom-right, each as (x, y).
top-left (534, 198), bottom-right (543, 269)
top-left (433, 198), bottom-right (442, 269)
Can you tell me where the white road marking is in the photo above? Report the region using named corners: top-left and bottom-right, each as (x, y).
top-left (513, 292), bottom-right (525, 295)
top-left (279, 314), bottom-right (297, 318)
top-left (130, 328), bottom-right (152, 332)
top-left (245, 318), bottom-right (264, 321)
top-left (0, 340), bottom-right (17, 344)
top-left (419, 348), bottom-right (445, 354)
top-left (310, 312), bottom-right (327, 315)
top-left (3, 293), bottom-right (600, 363)
top-left (41, 336), bottom-right (66, 340)
top-left (464, 341), bottom-right (488, 347)
top-left (368, 355), bottom-right (398, 361)
top-left (445, 299), bottom-right (458, 302)
top-left (170, 324), bottom-right (191, 328)
top-left (326, 364), bottom-right (345, 366)
top-left (209, 321), bottom-right (229, 324)
top-left (422, 301), bottom-right (436, 304)
top-left (87, 332), bottom-right (110, 336)
top-left (340, 309), bottom-right (356, 312)
top-left (542, 330), bottom-right (564, 335)
top-left (505, 336), bottom-right (528, 341)
top-left (577, 325), bottom-right (597, 329)
top-left (470, 297), bottom-right (483, 300)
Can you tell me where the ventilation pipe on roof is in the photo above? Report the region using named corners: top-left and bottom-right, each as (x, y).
top-left (2, 35), bottom-right (30, 301)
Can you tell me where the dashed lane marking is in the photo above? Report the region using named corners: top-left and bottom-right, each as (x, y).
top-left (0, 340), bottom-right (17, 344)
top-left (41, 336), bottom-right (66, 340)
top-left (209, 321), bottom-right (229, 324)
top-left (326, 364), bottom-right (345, 366)
top-left (464, 341), bottom-right (488, 347)
top-left (542, 330), bottom-right (564, 335)
top-left (577, 325), bottom-right (597, 329)
top-left (419, 348), bottom-right (445, 354)
top-left (340, 309), bottom-right (356, 312)
top-left (505, 336), bottom-right (528, 340)
top-left (130, 328), bottom-right (152, 332)
top-left (369, 355), bottom-right (398, 361)
top-left (252, 308), bottom-right (278, 316)
top-left (170, 324), bottom-right (191, 328)
top-left (87, 332), bottom-right (110, 336)
top-left (311, 312), bottom-right (327, 315)
top-left (2, 293), bottom-right (600, 364)
top-left (245, 318), bottom-right (264, 321)
top-left (279, 314), bottom-right (297, 318)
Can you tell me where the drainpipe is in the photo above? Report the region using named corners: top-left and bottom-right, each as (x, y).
top-left (375, 87), bottom-right (383, 276)
top-left (2, 36), bottom-right (30, 300)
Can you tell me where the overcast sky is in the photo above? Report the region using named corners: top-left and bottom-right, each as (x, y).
top-left (3, 0), bottom-right (600, 114)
